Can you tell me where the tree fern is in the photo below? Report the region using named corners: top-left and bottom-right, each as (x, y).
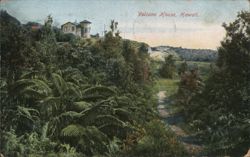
top-left (61, 125), bottom-right (109, 154)
top-left (47, 110), bottom-right (86, 136)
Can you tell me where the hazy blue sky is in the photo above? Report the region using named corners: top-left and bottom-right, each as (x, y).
top-left (1, 0), bottom-right (249, 49)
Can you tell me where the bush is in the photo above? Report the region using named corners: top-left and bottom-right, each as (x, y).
top-left (175, 11), bottom-right (250, 156)
top-left (159, 55), bottom-right (176, 79)
top-left (125, 120), bottom-right (187, 157)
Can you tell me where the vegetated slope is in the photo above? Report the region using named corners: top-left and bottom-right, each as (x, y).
top-left (151, 45), bottom-right (217, 62)
top-left (0, 10), bottom-right (188, 157)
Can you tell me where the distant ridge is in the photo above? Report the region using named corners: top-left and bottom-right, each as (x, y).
top-left (151, 45), bottom-right (217, 62)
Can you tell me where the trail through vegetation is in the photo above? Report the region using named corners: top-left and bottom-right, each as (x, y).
top-left (157, 90), bottom-right (205, 156)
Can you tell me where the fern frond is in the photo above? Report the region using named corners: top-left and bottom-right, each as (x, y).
top-left (84, 126), bottom-right (109, 142)
top-left (48, 111), bottom-right (84, 137)
top-left (17, 106), bottom-right (40, 122)
top-left (12, 78), bottom-right (51, 96)
top-left (73, 101), bottom-right (92, 111)
top-left (30, 79), bottom-right (51, 93)
top-left (82, 94), bottom-right (106, 101)
top-left (83, 86), bottom-right (116, 97)
top-left (20, 71), bottom-right (40, 79)
top-left (59, 111), bottom-right (84, 119)
top-left (95, 115), bottom-right (126, 129)
top-left (61, 125), bottom-right (109, 148)
top-left (114, 108), bottom-right (131, 117)
top-left (20, 87), bottom-right (46, 99)
top-left (41, 122), bottom-right (49, 140)
top-left (116, 96), bottom-right (132, 107)
top-left (67, 82), bottom-right (82, 98)
top-left (39, 96), bottom-right (61, 104)
top-left (51, 73), bottom-right (68, 95)
top-left (61, 124), bottom-right (86, 137)
top-left (80, 84), bottom-right (93, 90)
top-left (79, 101), bottom-right (111, 124)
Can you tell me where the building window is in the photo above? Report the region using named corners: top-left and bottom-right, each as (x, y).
top-left (72, 26), bottom-right (75, 31)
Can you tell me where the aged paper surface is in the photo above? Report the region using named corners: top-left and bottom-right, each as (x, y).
top-left (1, 1), bottom-right (249, 157)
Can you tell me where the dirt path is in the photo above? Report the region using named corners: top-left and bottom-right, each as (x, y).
top-left (157, 91), bottom-right (204, 157)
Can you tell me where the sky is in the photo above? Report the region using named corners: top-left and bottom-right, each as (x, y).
top-left (1, 0), bottom-right (249, 50)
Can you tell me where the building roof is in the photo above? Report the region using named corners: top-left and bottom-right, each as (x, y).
top-left (80, 20), bottom-right (91, 24)
top-left (31, 25), bottom-right (41, 30)
top-left (61, 22), bottom-right (75, 26)
top-left (61, 20), bottom-right (91, 27)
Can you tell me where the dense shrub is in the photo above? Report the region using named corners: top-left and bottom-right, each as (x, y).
top-left (159, 55), bottom-right (176, 78)
top-left (122, 120), bottom-right (187, 157)
top-left (176, 11), bottom-right (250, 156)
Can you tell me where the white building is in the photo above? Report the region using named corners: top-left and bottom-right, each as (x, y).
top-left (61, 20), bottom-right (91, 38)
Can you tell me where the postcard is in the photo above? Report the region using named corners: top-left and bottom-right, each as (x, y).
top-left (0, 0), bottom-right (249, 157)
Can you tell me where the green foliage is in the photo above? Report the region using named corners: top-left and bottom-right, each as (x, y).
top-left (54, 27), bottom-right (76, 42)
top-left (1, 129), bottom-right (58, 157)
top-left (175, 69), bottom-right (204, 124)
top-left (154, 79), bottom-right (179, 97)
top-left (1, 12), bottom-right (182, 157)
top-left (176, 11), bottom-right (250, 156)
top-left (61, 125), bottom-right (109, 155)
top-left (125, 120), bottom-right (187, 157)
top-left (151, 46), bottom-right (217, 62)
top-left (178, 61), bottom-right (188, 75)
top-left (159, 55), bottom-right (176, 79)
top-left (175, 61), bottom-right (212, 79)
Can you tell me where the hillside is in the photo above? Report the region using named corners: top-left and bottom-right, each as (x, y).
top-left (151, 45), bottom-right (217, 61)
top-left (0, 11), bottom-right (188, 157)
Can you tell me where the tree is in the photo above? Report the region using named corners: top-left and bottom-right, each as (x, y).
top-left (183, 11), bottom-right (250, 156)
top-left (178, 61), bottom-right (188, 75)
top-left (0, 11), bottom-right (38, 84)
top-left (159, 55), bottom-right (176, 78)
